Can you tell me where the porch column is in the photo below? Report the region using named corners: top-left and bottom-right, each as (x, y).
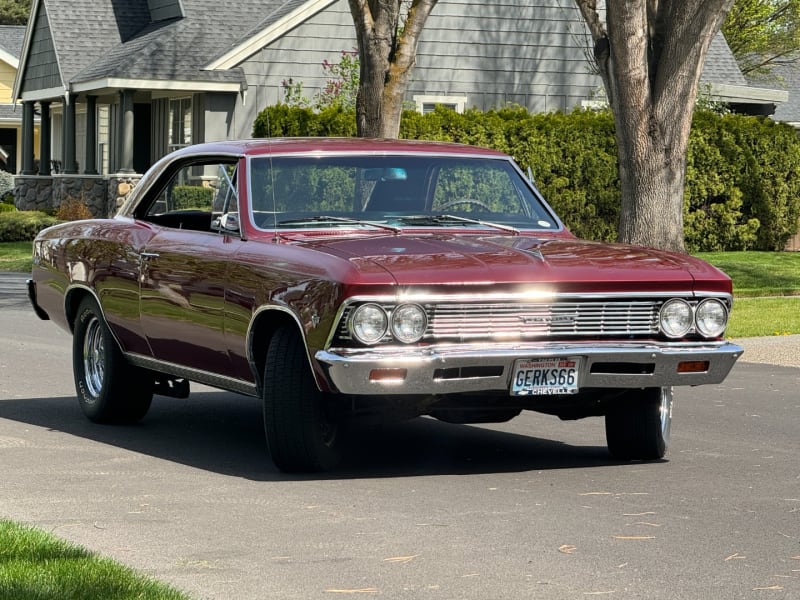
top-left (84, 95), bottom-right (98, 174)
top-left (117, 89), bottom-right (135, 173)
top-left (21, 101), bottom-right (36, 174)
top-left (63, 95), bottom-right (77, 174)
top-left (39, 101), bottom-right (51, 176)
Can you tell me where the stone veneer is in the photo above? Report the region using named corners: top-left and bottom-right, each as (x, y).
top-left (14, 174), bottom-right (142, 218)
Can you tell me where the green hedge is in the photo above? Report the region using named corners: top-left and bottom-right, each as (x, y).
top-left (252, 103), bottom-right (800, 251)
top-left (0, 211), bottom-right (59, 242)
top-left (171, 185), bottom-right (215, 211)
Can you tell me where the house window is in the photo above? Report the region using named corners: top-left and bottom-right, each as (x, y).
top-left (413, 95), bottom-right (468, 115)
top-left (168, 98), bottom-right (192, 152)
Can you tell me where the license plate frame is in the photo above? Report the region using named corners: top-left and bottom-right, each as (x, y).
top-left (510, 357), bottom-right (581, 396)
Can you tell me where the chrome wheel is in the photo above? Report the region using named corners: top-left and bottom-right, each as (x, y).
top-left (82, 315), bottom-right (105, 399)
top-left (658, 386), bottom-right (673, 447)
top-left (73, 297), bottom-right (153, 423)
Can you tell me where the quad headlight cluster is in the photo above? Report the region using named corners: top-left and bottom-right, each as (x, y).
top-left (349, 302), bottom-right (428, 345)
top-left (658, 298), bottom-right (729, 339)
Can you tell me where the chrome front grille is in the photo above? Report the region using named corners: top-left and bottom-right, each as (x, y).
top-left (335, 300), bottom-right (662, 344)
top-left (428, 301), bottom-right (660, 339)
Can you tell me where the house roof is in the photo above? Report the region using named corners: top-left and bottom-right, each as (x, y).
top-left (746, 61), bottom-right (800, 124)
top-left (0, 25), bottom-right (25, 68)
top-left (14, 0), bottom-right (788, 110)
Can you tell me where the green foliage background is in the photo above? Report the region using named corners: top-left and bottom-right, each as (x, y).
top-left (0, 0), bottom-right (30, 25)
top-left (253, 104), bottom-right (800, 252)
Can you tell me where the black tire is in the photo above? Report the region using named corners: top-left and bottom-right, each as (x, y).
top-left (605, 387), bottom-right (672, 460)
top-left (263, 325), bottom-right (342, 473)
top-left (72, 297), bottom-right (154, 424)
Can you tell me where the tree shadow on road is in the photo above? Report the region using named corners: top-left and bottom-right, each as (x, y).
top-left (0, 391), bottom-right (652, 481)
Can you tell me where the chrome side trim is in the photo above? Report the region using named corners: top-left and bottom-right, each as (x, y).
top-left (125, 352), bottom-right (259, 397)
top-left (316, 340), bottom-right (743, 396)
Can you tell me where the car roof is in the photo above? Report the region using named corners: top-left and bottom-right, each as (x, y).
top-left (171, 137), bottom-right (509, 158)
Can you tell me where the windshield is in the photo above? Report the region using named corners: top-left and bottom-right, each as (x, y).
top-left (248, 154), bottom-right (560, 232)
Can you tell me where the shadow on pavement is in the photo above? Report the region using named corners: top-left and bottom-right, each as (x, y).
top-left (0, 390), bottom-right (631, 481)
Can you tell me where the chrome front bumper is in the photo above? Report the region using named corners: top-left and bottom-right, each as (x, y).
top-left (316, 340), bottom-right (743, 395)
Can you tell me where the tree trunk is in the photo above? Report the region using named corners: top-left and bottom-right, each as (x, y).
top-left (575, 0), bottom-right (735, 252)
top-left (349, 0), bottom-right (438, 138)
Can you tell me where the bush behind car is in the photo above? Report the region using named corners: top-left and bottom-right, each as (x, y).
top-left (253, 104), bottom-right (800, 252)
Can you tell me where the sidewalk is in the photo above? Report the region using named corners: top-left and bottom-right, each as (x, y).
top-left (732, 334), bottom-right (800, 368)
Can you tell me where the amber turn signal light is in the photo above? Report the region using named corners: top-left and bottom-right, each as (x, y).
top-left (677, 361), bottom-right (709, 373)
top-left (369, 368), bottom-right (408, 382)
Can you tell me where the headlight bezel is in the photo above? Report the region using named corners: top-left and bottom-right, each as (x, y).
top-left (658, 297), bottom-right (730, 339)
top-left (390, 303), bottom-right (428, 344)
top-left (694, 298), bottom-right (729, 338)
top-left (349, 302), bottom-right (389, 345)
top-left (659, 298), bottom-right (694, 338)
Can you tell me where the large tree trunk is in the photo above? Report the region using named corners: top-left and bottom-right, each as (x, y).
top-left (576, 0), bottom-right (735, 252)
top-left (349, 0), bottom-right (438, 138)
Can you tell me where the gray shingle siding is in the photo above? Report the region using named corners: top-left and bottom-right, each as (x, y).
top-left (20, 3), bottom-right (61, 93)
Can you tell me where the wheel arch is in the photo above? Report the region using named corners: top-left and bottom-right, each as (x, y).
top-left (247, 305), bottom-right (329, 396)
top-left (64, 284), bottom-right (103, 333)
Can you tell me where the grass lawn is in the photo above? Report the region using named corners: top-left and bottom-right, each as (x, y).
top-left (0, 241), bottom-right (32, 272)
top-left (0, 520), bottom-right (189, 600)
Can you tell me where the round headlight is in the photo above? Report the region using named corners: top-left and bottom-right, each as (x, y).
top-left (350, 303), bottom-right (388, 345)
top-left (695, 298), bottom-right (728, 338)
top-left (390, 303), bottom-right (427, 343)
top-left (659, 298), bottom-right (693, 338)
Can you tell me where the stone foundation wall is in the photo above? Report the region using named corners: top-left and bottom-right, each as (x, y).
top-left (14, 174), bottom-right (140, 218)
top-left (14, 176), bottom-right (54, 213)
top-left (107, 174), bottom-right (142, 216)
top-left (52, 176), bottom-right (108, 217)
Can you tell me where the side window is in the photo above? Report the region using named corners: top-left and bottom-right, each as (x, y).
top-left (142, 161), bottom-right (238, 232)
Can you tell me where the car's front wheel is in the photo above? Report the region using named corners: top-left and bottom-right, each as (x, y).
top-left (262, 325), bottom-right (342, 472)
top-left (604, 386), bottom-right (672, 460)
top-left (72, 297), bottom-right (154, 424)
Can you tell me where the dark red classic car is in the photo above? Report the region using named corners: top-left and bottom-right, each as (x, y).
top-left (28, 138), bottom-right (742, 472)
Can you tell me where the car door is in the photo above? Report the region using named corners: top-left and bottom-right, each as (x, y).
top-left (135, 159), bottom-right (244, 378)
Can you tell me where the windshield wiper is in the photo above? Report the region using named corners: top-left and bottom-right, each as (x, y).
top-left (275, 215), bottom-right (401, 234)
top-left (396, 214), bottom-right (519, 235)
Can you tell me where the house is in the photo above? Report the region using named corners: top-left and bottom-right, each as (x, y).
top-left (0, 25), bottom-right (33, 176)
top-left (12, 0), bottom-right (788, 216)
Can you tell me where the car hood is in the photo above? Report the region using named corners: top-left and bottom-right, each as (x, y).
top-left (302, 233), bottom-right (731, 295)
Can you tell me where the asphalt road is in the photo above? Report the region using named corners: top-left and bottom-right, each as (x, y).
top-left (1, 274), bottom-right (798, 599)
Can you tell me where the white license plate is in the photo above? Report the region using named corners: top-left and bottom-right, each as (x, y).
top-left (511, 357), bottom-right (580, 396)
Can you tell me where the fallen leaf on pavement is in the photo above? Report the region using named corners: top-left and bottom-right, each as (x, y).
top-left (383, 555), bottom-right (418, 564)
top-left (559, 544), bottom-right (577, 554)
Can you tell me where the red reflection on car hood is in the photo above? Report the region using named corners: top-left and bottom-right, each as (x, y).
top-left (303, 233), bottom-right (731, 294)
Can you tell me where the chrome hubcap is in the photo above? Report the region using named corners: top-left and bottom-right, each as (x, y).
top-left (83, 316), bottom-right (105, 398)
top-left (659, 387), bottom-right (673, 445)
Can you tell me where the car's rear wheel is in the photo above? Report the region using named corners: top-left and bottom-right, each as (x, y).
top-left (604, 386), bottom-right (672, 460)
top-left (73, 297), bottom-right (154, 424)
top-left (263, 325), bottom-right (342, 472)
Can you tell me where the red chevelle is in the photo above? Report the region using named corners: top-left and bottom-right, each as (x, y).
top-left (28, 138), bottom-right (742, 472)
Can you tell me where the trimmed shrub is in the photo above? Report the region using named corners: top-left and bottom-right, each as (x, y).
top-left (0, 211), bottom-right (59, 242)
top-left (171, 185), bottom-right (214, 211)
top-left (55, 198), bottom-right (94, 221)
